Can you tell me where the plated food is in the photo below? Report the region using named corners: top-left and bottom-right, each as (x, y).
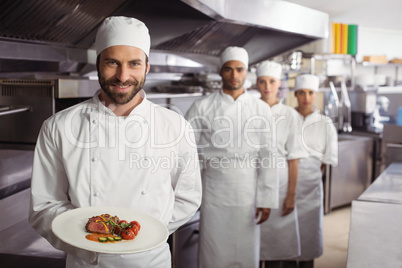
top-left (52, 206), bottom-right (169, 254)
top-left (85, 213), bottom-right (141, 243)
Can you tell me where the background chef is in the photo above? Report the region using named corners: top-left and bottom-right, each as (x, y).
top-left (256, 61), bottom-right (306, 267)
top-left (185, 46), bottom-right (279, 268)
top-left (292, 74), bottom-right (338, 268)
top-left (29, 16), bottom-right (202, 268)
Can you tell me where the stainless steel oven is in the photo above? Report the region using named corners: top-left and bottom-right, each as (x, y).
top-left (0, 79), bottom-right (55, 149)
top-left (0, 78), bottom-right (99, 150)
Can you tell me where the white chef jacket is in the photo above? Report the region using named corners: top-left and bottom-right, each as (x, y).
top-left (185, 90), bottom-right (279, 268)
top-left (260, 101), bottom-right (306, 260)
top-left (29, 89), bottom-right (202, 268)
top-left (295, 110), bottom-right (338, 260)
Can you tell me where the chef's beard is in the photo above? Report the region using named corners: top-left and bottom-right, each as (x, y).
top-left (222, 79), bottom-right (244, 91)
top-left (99, 73), bottom-right (146, 105)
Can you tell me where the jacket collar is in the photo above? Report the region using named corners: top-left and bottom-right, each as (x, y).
top-left (219, 89), bottom-right (249, 102)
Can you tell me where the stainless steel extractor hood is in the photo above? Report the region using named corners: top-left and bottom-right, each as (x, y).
top-left (0, 0), bottom-right (328, 76)
top-left (151, 0), bottom-right (329, 65)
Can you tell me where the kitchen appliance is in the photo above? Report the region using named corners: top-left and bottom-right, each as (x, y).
top-left (382, 124), bottom-right (402, 168)
top-left (324, 134), bottom-right (374, 213)
top-left (0, 78), bottom-right (99, 149)
top-left (325, 80), bottom-right (352, 133)
top-left (340, 81), bottom-right (352, 132)
top-left (0, 79), bottom-right (54, 149)
top-left (349, 87), bottom-right (379, 132)
top-left (287, 51), bottom-right (303, 70)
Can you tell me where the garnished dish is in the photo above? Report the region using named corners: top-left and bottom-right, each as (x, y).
top-left (52, 206), bottom-right (169, 254)
top-left (85, 214), bottom-right (141, 243)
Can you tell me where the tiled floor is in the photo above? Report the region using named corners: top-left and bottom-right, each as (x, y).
top-left (316, 205), bottom-right (352, 268)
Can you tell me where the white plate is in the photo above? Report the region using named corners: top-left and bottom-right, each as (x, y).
top-left (52, 206), bottom-right (169, 254)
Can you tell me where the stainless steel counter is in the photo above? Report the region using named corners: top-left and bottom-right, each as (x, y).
top-left (347, 200), bottom-right (402, 267)
top-left (0, 150), bottom-right (34, 199)
top-left (347, 162), bottom-right (402, 267)
top-left (358, 162), bottom-right (402, 204)
top-left (0, 188), bottom-right (66, 267)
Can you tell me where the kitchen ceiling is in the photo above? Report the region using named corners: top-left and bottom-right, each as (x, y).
top-left (0, 0), bottom-right (328, 76)
top-left (284, 0), bottom-right (401, 31)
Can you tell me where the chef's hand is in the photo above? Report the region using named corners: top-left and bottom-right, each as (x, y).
top-left (255, 207), bottom-right (271, 224)
top-left (282, 194), bottom-right (296, 216)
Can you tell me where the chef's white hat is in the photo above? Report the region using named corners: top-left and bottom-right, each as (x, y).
top-left (295, 74), bottom-right (319, 92)
top-left (95, 16), bottom-right (150, 56)
top-left (220, 46), bottom-right (249, 69)
top-left (257, 60), bottom-right (282, 79)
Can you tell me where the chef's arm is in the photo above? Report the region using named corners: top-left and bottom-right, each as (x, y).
top-left (185, 102), bottom-right (207, 171)
top-left (282, 159), bottom-right (298, 216)
top-left (322, 117), bottom-right (339, 166)
top-left (167, 122), bottom-right (202, 234)
top-left (29, 122), bottom-right (98, 264)
top-left (184, 102), bottom-right (203, 145)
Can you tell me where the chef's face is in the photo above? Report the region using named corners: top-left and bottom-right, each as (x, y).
top-left (257, 76), bottom-right (281, 102)
top-left (220, 60), bottom-right (247, 91)
top-left (97, 45), bottom-right (150, 105)
top-left (295, 89), bottom-right (316, 109)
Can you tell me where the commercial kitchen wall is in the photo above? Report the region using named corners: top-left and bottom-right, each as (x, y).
top-left (300, 26), bottom-right (402, 61)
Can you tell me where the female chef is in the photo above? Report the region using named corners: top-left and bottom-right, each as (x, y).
top-left (293, 74), bottom-right (338, 268)
top-left (257, 61), bottom-right (306, 267)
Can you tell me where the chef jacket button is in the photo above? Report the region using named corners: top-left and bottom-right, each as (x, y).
top-left (91, 157), bottom-right (98, 162)
top-left (92, 119), bottom-right (98, 125)
top-left (141, 190), bottom-right (146, 195)
top-left (94, 192), bottom-right (100, 197)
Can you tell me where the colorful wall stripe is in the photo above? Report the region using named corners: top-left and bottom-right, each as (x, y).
top-left (331, 22), bottom-right (358, 55)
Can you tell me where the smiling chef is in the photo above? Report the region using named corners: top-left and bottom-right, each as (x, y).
top-left (29, 16), bottom-right (202, 268)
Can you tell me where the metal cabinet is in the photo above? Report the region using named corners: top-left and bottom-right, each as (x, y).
top-left (169, 211), bottom-right (200, 268)
top-left (324, 134), bottom-right (374, 213)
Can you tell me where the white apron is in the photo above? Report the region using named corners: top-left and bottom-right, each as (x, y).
top-left (296, 157), bottom-right (324, 260)
top-left (260, 160), bottom-right (301, 260)
top-left (66, 243), bottom-right (171, 268)
top-left (199, 159), bottom-right (260, 268)
top-left (259, 102), bottom-right (305, 260)
top-left (294, 110), bottom-right (338, 260)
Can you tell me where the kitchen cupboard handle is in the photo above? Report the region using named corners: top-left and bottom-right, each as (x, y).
top-left (0, 105), bottom-right (31, 116)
